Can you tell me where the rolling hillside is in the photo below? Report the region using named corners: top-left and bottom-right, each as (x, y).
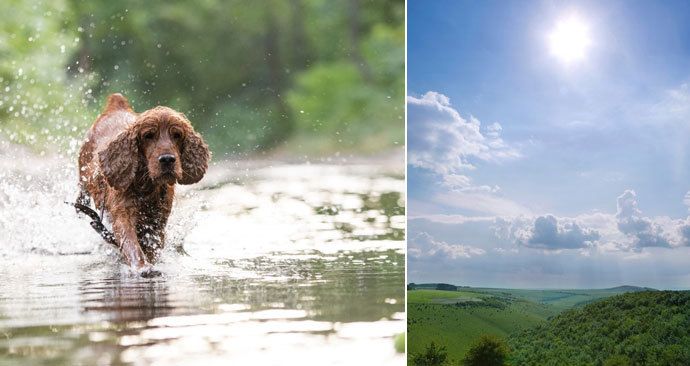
top-left (509, 291), bottom-right (690, 366)
top-left (407, 285), bottom-right (655, 364)
top-left (408, 288), bottom-right (556, 363)
top-left (472, 285), bottom-right (654, 311)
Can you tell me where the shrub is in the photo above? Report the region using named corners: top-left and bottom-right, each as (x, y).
top-left (461, 335), bottom-right (510, 366)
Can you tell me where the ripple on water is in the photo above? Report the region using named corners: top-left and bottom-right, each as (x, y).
top-left (0, 160), bottom-right (405, 365)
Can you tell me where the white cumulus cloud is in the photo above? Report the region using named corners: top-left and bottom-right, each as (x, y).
top-left (407, 91), bottom-right (519, 177)
top-left (517, 215), bottom-right (600, 250)
top-left (616, 190), bottom-right (678, 248)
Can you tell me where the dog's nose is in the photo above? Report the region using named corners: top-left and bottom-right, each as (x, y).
top-left (158, 154), bottom-right (176, 164)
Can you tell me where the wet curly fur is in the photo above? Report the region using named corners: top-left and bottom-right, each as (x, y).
top-left (77, 93), bottom-right (209, 272)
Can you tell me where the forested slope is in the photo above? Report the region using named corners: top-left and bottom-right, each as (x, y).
top-left (509, 291), bottom-right (690, 366)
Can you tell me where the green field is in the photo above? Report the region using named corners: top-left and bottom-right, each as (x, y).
top-left (407, 285), bottom-right (652, 364)
top-left (407, 289), bottom-right (487, 304)
top-left (469, 285), bottom-right (652, 311)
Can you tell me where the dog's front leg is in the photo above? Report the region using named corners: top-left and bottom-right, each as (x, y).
top-left (112, 214), bottom-right (158, 276)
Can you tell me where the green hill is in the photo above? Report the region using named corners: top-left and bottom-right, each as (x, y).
top-left (407, 289), bottom-right (488, 304)
top-left (605, 285), bottom-right (656, 292)
top-left (408, 289), bottom-right (558, 363)
top-left (509, 291), bottom-right (690, 366)
top-left (471, 286), bottom-right (654, 311)
top-left (407, 286), bottom-right (660, 364)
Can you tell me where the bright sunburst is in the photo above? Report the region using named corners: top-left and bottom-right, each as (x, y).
top-left (548, 15), bottom-right (591, 64)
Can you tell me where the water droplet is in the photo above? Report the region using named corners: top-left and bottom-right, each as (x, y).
top-left (114, 65), bottom-right (119, 70)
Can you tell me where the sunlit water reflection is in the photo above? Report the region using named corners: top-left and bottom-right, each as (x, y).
top-left (0, 149), bottom-right (405, 365)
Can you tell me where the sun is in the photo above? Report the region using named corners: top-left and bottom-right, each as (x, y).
top-left (548, 15), bottom-right (591, 64)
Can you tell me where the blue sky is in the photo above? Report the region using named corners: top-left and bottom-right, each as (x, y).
top-left (408, 0), bottom-right (690, 289)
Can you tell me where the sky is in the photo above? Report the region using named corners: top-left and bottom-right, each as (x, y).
top-left (407, 0), bottom-right (690, 289)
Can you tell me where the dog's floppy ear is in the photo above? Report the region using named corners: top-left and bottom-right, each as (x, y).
top-left (98, 129), bottom-right (138, 190)
top-left (178, 127), bottom-right (210, 185)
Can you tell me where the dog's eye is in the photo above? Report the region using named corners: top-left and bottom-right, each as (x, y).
top-left (143, 131), bottom-right (155, 140)
top-left (171, 131), bottom-right (182, 140)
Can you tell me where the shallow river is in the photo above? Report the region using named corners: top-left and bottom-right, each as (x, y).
top-left (0, 152), bottom-right (405, 365)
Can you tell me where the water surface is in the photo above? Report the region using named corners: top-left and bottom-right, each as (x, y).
top-left (0, 154), bottom-right (405, 365)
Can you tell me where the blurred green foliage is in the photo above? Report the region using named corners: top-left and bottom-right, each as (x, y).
top-left (0, 0), bottom-right (93, 154)
top-left (0, 0), bottom-right (404, 157)
top-left (394, 332), bottom-right (405, 353)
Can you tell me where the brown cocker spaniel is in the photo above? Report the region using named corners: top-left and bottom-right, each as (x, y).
top-left (76, 93), bottom-right (209, 276)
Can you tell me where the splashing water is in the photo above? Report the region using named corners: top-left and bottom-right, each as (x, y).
top-left (0, 141), bottom-right (96, 256)
top-left (0, 141), bottom-right (406, 365)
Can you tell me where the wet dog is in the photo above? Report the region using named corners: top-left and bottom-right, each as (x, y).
top-left (76, 93), bottom-right (209, 276)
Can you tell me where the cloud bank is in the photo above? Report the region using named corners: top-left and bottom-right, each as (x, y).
top-left (413, 189), bottom-right (690, 256)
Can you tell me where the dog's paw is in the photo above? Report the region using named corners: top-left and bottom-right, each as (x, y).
top-left (137, 263), bottom-right (162, 278)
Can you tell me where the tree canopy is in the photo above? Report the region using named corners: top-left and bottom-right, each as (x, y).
top-left (0, 0), bottom-right (404, 157)
top-left (411, 341), bottom-right (450, 366)
top-left (509, 291), bottom-right (690, 366)
top-left (461, 335), bottom-right (510, 366)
